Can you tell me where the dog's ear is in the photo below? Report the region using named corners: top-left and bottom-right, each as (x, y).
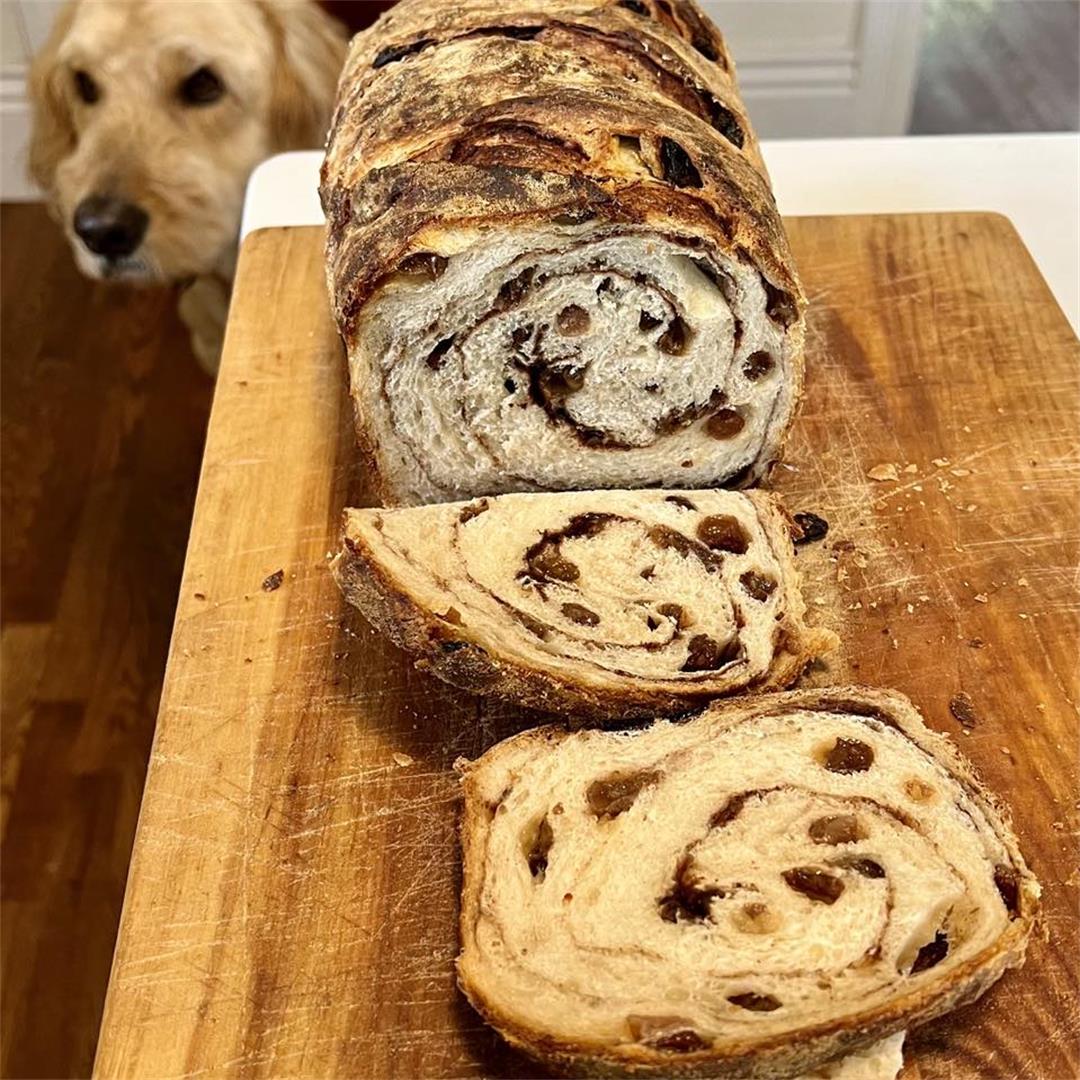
top-left (257, 1), bottom-right (348, 152)
top-left (27, 1), bottom-right (79, 195)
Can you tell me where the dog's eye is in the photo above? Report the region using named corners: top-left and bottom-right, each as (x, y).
top-left (179, 66), bottom-right (225, 106)
top-left (73, 70), bottom-right (99, 104)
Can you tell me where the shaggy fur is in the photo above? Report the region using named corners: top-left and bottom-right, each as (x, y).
top-left (29, 0), bottom-right (347, 371)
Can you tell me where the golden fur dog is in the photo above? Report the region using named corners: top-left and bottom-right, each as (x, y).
top-left (29, 0), bottom-right (347, 371)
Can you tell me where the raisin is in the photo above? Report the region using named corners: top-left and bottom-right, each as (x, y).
top-left (681, 633), bottom-right (738, 672)
top-left (495, 267), bottom-right (535, 310)
top-left (527, 543), bottom-right (579, 584)
top-left (728, 992), bottom-right (781, 1012)
top-left (511, 324), bottom-right (532, 346)
top-left (694, 36), bottom-right (720, 62)
top-left (657, 316), bottom-right (690, 355)
top-left (657, 602), bottom-right (688, 629)
top-left (739, 570), bottom-right (776, 601)
top-left (659, 137), bottom-right (703, 188)
top-left (640, 564), bottom-right (655, 579)
top-left (586, 770), bottom-right (660, 819)
top-left (830, 855), bottom-right (885, 879)
top-left (949, 692), bottom-right (978, 728)
top-left (665, 495), bottom-right (696, 511)
top-left (697, 515), bottom-right (750, 554)
top-left (627, 1016), bottom-right (709, 1053)
top-left (515, 611), bottom-right (549, 640)
top-left (658, 856), bottom-right (725, 922)
top-left (822, 737), bottom-right (874, 773)
top-left (525, 816), bottom-right (554, 879)
top-left (557, 304), bottom-right (590, 335)
top-left (262, 569), bottom-right (284, 592)
top-left (425, 336), bottom-right (455, 370)
top-left (458, 499), bottom-right (490, 523)
top-left (764, 281), bottom-right (797, 325)
top-left (397, 251), bottom-right (447, 279)
top-left (782, 867), bottom-right (845, 904)
top-left (617, 0), bottom-right (649, 13)
top-left (372, 38), bottom-right (433, 68)
top-left (993, 864), bottom-right (1021, 918)
top-left (793, 512), bottom-right (829, 545)
top-left (732, 901), bottom-right (780, 935)
top-left (705, 409), bottom-right (745, 439)
top-left (904, 777), bottom-right (935, 802)
top-left (743, 351), bottom-right (774, 380)
top-left (808, 814), bottom-right (865, 845)
top-left (561, 602), bottom-right (599, 626)
top-left (639, 310), bottom-right (662, 331)
top-left (910, 931), bottom-right (949, 973)
top-left (709, 101), bottom-right (745, 147)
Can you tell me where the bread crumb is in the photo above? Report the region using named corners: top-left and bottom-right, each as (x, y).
top-left (932, 457), bottom-right (950, 467)
top-left (965, 504), bottom-right (978, 512)
top-left (974, 593), bottom-right (989, 603)
top-left (392, 752), bottom-right (415, 768)
top-left (913, 484), bottom-right (923, 492)
top-left (1019, 613), bottom-right (1029, 620)
top-left (962, 425), bottom-right (972, 433)
top-left (1017, 577), bottom-right (1029, 586)
top-left (950, 468), bottom-right (972, 477)
top-left (903, 463), bottom-right (919, 474)
top-left (906, 603), bottom-right (914, 614)
top-left (867, 463), bottom-right (900, 482)
top-left (1000, 747), bottom-right (1012, 756)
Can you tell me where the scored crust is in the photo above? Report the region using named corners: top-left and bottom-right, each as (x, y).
top-left (320, 0), bottom-right (806, 504)
top-left (331, 489), bottom-right (837, 722)
top-left (456, 687), bottom-right (1039, 1078)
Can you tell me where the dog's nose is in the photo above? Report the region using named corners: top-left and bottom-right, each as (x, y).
top-left (73, 196), bottom-right (149, 258)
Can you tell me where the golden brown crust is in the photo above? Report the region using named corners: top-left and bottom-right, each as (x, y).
top-left (455, 687), bottom-right (1039, 1078)
top-left (331, 491), bottom-right (836, 723)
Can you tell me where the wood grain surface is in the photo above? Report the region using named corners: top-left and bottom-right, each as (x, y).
top-left (0, 204), bottom-right (213, 1080)
top-left (93, 214), bottom-right (1079, 1079)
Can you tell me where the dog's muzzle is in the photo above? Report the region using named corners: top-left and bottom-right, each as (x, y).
top-left (74, 195), bottom-right (149, 259)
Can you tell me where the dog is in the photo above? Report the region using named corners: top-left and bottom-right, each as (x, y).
top-left (28, 0), bottom-right (348, 372)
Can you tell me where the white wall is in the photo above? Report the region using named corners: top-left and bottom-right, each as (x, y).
top-left (0, 0), bottom-right (924, 202)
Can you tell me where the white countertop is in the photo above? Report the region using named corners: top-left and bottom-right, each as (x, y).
top-left (242, 133), bottom-right (1079, 331)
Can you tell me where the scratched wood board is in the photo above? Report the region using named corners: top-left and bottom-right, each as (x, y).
top-left (93, 214), bottom-right (1079, 1079)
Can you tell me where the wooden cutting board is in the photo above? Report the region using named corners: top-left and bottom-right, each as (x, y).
top-left (93, 214), bottom-right (1079, 1079)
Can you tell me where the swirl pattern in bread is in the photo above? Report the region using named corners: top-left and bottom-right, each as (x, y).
top-left (457, 688), bottom-right (1038, 1077)
top-left (321, 0), bottom-right (803, 504)
top-left (332, 490), bottom-right (834, 721)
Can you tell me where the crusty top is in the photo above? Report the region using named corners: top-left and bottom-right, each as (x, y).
top-left (320, 0), bottom-right (802, 340)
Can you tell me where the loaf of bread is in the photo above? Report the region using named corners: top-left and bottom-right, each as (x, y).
top-left (458, 687), bottom-right (1038, 1078)
top-left (320, 0), bottom-right (803, 505)
top-left (332, 489), bottom-right (834, 721)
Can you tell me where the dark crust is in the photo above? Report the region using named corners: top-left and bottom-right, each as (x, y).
top-left (332, 491), bottom-right (835, 724)
top-left (320, 0), bottom-right (805, 498)
top-left (456, 685), bottom-right (1040, 1078)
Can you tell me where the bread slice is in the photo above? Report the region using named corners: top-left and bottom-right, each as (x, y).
top-left (321, 0), bottom-right (804, 504)
top-left (332, 489), bottom-right (835, 722)
top-left (457, 687), bottom-right (1038, 1078)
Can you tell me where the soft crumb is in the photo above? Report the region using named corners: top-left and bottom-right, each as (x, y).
top-left (1019, 613), bottom-right (1029, 620)
top-left (962, 425), bottom-right (972, 433)
top-left (913, 484), bottom-right (923, 492)
top-left (932, 457), bottom-right (950, 468)
top-left (965, 504), bottom-right (978, 512)
top-left (1000, 747), bottom-right (1012, 756)
top-left (950, 468), bottom-right (972, 477)
top-left (867, 463), bottom-right (900, 482)
top-left (974, 593), bottom-right (989, 603)
top-left (906, 603), bottom-right (915, 614)
top-left (903, 463), bottom-right (919, 474)
top-left (392, 752), bottom-right (415, 768)
top-left (1017, 577), bottom-right (1030, 586)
